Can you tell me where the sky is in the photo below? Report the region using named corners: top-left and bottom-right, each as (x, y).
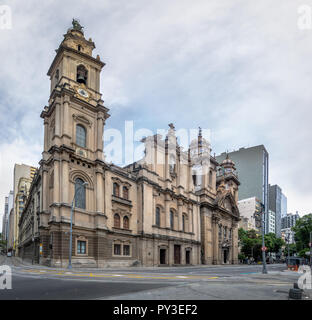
top-left (0, 0), bottom-right (312, 231)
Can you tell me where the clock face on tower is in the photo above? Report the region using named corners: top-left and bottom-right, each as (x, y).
top-left (77, 88), bottom-right (89, 98)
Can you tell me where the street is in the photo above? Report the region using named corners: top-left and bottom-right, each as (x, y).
top-left (0, 255), bottom-right (309, 300)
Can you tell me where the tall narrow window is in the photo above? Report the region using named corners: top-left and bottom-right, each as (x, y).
top-left (76, 124), bottom-right (86, 148)
top-left (155, 207), bottom-right (160, 227)
top-left (170, 210), bottom-right (174, 230)
top-left (75, 178), bottom-right (86, 209)
top-left (114, 214), bottom-right (120, 228)
top-left (123, 216), bottom-right (129, 229)
top-left (123, 186), bottom-right (129, 200)
top-left (113, 183), bottom-right (120, 197)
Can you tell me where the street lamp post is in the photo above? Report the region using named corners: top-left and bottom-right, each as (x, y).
top-left (261, 203), bottom-right (267, 274)
top-left (287, 231), bottom-right (290, 267)
top-left (310, 231), bottom-right (312, 269)
top-left (68, 182), bottom-right (88, 269)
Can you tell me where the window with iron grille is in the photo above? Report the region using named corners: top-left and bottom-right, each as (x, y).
top-left (77, 240), bottom-right (86, 254)
top-left (123, 245), bottom-right (130, 256)
top-left (114, 244), bottom-right (121, 255)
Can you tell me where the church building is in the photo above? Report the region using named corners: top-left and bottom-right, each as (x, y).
top-left (18, 20), bottom-right (240, 267)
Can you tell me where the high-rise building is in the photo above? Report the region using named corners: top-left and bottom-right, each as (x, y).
top-left (237, 197), bottom-right (261, 231)
top-left (281, 193), bottom-right (287, 218)
top-left (9, 164), bottom-right (37, 255)
top-left (281, 212), bottom-right (300, 229)
top-left (268, 210), bottom-right (276, 234)
top-left (269, 184), bottom-right (283, 237)
top-left (216, 145), bottom-right (269, 232)
top-left (6, 191), bottom-right (14, 252)
top-left (2, 197), bottom-right (9, 241)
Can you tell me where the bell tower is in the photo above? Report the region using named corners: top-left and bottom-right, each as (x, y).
top-left (41, 19), bottom-right (110, 162)
top-left (39, 20), bottom-right (110, 243)
top-left (217, 155), bottom-right (240, 202)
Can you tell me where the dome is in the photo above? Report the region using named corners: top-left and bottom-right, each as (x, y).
top-left (221, 154), bottom-right (235, 167)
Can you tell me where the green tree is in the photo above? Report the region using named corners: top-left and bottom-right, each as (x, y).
top-left (283, 243), bottom-right (296, 257)
top-left (238, 228), bottom-right (262, 260)
top-left (264, 233), bottom-right (285, 254)
top-left (292, 214), bottom-right (312, 252)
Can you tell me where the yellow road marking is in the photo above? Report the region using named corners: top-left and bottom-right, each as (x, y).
top-left (19, 268), bottom-right (220, 280)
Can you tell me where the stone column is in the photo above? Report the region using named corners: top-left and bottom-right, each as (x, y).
top-left (54, 102), bottom-right (61, 146)
top-left (62, 97), bottom-right (71, 145)
top-left (212, 215), bottom-right (220, 264)
top-left (232, 221), bottom-right (239, 264)
top-left (61, 159), bottom-right (69, 204)
top-left (165, 194), bottom-right (170, 228)
top-left (178, 199), bottom-right (183, 231)
top-left (96, 169), bottom-right (104, 213)
top-left (42, 169), bottom-right (49, 211)
top-left (43, 118), bottom-right (49, 152)
top-left (53, 160), bottom-right (60, 203)
top-left (96, 113), bottom-right (104, 160)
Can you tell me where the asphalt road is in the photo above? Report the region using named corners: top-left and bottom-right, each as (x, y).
top-left (0, 255), bottom-right (306, 300)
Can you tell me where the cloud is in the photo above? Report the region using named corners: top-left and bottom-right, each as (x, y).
top-left (0, 0), bottom-right (312, 231)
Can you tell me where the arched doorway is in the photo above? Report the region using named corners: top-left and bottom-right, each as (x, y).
top-left (223, 249), bottom-right (229, 264)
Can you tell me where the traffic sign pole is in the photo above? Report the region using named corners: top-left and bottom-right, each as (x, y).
top-left (261, 203), bottom-right (267, 274)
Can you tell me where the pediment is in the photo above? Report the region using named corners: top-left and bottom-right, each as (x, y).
top-left (72, 114), bottom-right (92, 127)
top-left (217, 191), bottom-right (239, 217)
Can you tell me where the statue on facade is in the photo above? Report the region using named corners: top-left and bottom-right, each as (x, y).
top-left (72, 18), bottom-right (83, 32)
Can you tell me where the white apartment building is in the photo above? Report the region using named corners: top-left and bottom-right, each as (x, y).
top-left (238, 197), bottom-right (261, 231)
top-left (268, 210), bottom-right (276, 234)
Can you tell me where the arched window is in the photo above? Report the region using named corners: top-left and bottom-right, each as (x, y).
top-left (170, 210), bottom-right (174, 230)
top-left (75, 178), bottom-right (86, 209)
top-left (76, 124), bottom-right (86, 148)
top-left (113, 183), bottom-right (120, 197)
top-left (76, 64), bottom-right (88, 85)
top-left (114, 214), bottom-right (120, 228)
top-left (123, 186), bottom-right (129, 200)
top-left (155, 207), bottom-right (160, 227)
top-left (123, 216), bottom-right (129, 229)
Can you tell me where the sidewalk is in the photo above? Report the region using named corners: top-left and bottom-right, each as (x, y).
top-left (11, 256), bottom-right (287, 274)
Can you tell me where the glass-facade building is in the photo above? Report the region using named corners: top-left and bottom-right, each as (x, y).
top-left (216, 145), bottom-right (269, 233)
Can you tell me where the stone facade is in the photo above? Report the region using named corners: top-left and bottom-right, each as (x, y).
top-left (18, 21), bottom-right (240, 267)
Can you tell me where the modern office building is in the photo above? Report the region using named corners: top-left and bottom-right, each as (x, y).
top-left (2, 197), bottom-right (9, 241)
top-left (216, 145), bottom-right (269, 232)
top-left (281, 193), bottom-right (287, 218)
top-left (281, 212), bottom-right (300, 229)
top-left (237, 197), bottom-right (261, 231)
top-left (5, 191), bottom-right (14, 251)
top-left (269, 184), bottom-right (282, 237)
